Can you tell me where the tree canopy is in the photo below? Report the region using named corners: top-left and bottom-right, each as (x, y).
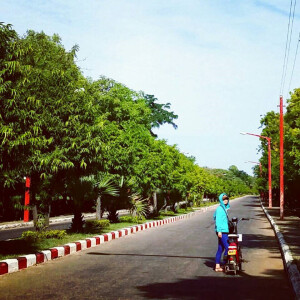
top-left (0, 23), bottom-right (254, 223)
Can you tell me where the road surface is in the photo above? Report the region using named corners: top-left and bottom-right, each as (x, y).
top-left (0, 196), bottom-right (293, 299)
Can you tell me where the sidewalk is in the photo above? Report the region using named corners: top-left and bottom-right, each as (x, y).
top-left (261, 201), bottom-right (300, 299)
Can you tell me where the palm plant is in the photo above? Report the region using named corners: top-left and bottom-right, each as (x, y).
top-left (129, 193), bottom-right (149, 223)
top-left (85, 173), bottom-right (119, 220)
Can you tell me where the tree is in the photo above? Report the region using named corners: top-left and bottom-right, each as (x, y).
top-left (141, 93), bottom-right (178, 136)
top-left (0, 27), bottom-right (105, 227)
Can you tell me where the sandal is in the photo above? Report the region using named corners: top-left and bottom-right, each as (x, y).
top-left (215, 267), bottom-right (224, 272)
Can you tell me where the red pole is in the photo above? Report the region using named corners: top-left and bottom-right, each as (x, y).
top-left (267, 138), bottom-right (272, 208)
top-left (24, 177), bottom-right (31, 222)
top-left (280, 95), bottom-right (284, 219)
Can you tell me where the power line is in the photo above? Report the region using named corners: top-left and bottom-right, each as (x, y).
top-left (282, 0), bottom-right (297, 95)
top-left (280, 0), bottom-right (297, 95)
top-left (287, 32), bottom-right (300, 97)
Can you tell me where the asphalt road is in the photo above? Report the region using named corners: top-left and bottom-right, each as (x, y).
top-left (0, 196), bottom-right (293, 299)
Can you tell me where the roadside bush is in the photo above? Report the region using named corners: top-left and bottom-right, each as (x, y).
top-left (177, 207), bottom-right (194, 214)
top-left (119, 216), bottom-right (136, 223)
top-left (160, 211), bottom-right (175, 216)
top-left (119, 215), bottom-right (146, 224)
top-left (21, 231), bottom-right (41, 243)
top-left (41, 230), bottom-right (67, 239)
top-left (107, 209), bottom-right (119, 223)
top-left (85, 219), bottom-right (110, 233)
top-left (21, 230), bottom-right (67, 242)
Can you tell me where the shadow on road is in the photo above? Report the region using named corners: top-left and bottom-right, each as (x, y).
top-left (135, 272), bottom-right (293, 299)
top-left (241, 204), bottom-right (261, 208)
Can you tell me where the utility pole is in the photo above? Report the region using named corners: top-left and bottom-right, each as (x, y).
top-left (279, 95), bottom-right (284, 220)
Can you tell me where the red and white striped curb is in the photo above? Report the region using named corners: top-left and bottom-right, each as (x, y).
top-left (0, 207), bottom-right (215, 276)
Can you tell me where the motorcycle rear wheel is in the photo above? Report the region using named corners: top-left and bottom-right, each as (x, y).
top-left (229, 256), bottom-right (237, 275)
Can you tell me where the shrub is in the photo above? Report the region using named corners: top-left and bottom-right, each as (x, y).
top-left (34, 214), bottom-right (49, 232)
top-left (107, 209), bottom-right (119, 223)
top-left (119, 216), bottom-right (136, 223)
top-left (21, 231), bottom-right (41, 243)
top-left (21, 230), bottom-right (67, 242)
top-left (119, 215), bottom-right (146, 224)
top-left (41, 230), bottom-right (67, 239)
top-left (85, 219), bottom-right (110, 233)
top-left (160, 211), bottom-right (175, 216)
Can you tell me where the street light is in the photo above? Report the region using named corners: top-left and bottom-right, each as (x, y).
top-left (240, 132), bottom-right (272, 208)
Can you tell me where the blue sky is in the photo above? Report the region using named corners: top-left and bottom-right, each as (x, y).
top-left (1, 0), bottom-right (299, 175)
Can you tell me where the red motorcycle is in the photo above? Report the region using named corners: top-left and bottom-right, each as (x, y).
top-left (224, 217), bottom-right (249, 275)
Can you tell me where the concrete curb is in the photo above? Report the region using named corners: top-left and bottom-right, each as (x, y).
top-left (0, 206), bottom-right (217, 276)
top-left (260, 201), bottom-right (300, 300)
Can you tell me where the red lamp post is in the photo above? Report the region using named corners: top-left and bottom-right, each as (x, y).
top-left (24, 176), bottom-right (31, 222)
top-left (241, 132), bottom-right (272, 208)
top-left (279, 95), bottom-right (284, 220)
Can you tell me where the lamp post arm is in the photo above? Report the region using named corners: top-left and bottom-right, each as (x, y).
top-left (244, 132), bottom-right (271, 141)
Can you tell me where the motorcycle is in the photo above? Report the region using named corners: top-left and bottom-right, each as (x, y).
top-left (224, 217), bottom-right (249, 275)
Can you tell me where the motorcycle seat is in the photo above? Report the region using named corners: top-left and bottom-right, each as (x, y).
top-left (228, 234), bottom-right (239, 238)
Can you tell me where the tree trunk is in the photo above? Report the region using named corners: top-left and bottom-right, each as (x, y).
top-left (153, 192), bottom-right (157, 213)
top-left (45, 204), bottom-right (51, 228)
top-left (96, 195), bottom-right (101, 220)
top-left (32, 205), bottom-right (38, 231)
top-left (71, 200), bottom-right (85, 232)
top-left (164, 197), bottom-right (168, 212)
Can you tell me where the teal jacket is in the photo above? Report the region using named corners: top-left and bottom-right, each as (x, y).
top-left (213, 193), bottom-right (230, 233)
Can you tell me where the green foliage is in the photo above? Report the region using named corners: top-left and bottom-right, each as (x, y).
top-left (119, 216), bottom-right (136, 223)
top-left (41, 230), bottom-right (67, 239)
top-left (21, 229), bottom-right (66, 242)
top-left (0, 22), bottom-right (255, 224)
top-left (107, 209), bottom-right (119, 223)
top-left (141, 93), bottom-right (178, 134)
top-left (129, 194), bottom-right (149, 222)
top-left (21, 231), bottom-right (41, 243)
top-left (160, 210), bottom-right (175, 216)
top-left (119, 215), bottom-right (146, 224)
top-left (84, 219), bottom-right (110, 233)
top-left (34, 214), bottom-right (49, 232)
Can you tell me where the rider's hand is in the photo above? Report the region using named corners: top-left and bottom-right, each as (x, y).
top-left (218, 232), bottom-right (222, 238)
